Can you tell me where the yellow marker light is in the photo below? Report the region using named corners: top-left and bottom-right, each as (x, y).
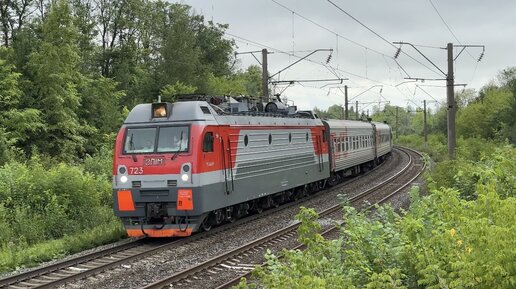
top-left (152, 103), bottom-right (167, 118)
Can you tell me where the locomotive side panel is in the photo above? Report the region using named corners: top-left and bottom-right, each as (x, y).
top-left (219, 126), bottom-right (329, 205)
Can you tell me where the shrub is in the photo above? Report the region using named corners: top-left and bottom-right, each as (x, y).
top-left (0, 158), bottom-right (113, 243)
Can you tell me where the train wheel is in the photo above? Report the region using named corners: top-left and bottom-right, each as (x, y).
top-left (328, 173), bottom-right (339, 187)
top-left (201, 216), bottom-right (212, 232)
top-left (254, 201), bottom-right (264, 213)
top-left (226, 206), bottom-right (235, 223)
top-left (294, 186), bottom-right (306, 200)
top-left (213, 209), bottom-right (224, 225)
top-left (233, 203), bottom-right (249, 219)
top-left (250, 200), bottom-right (263, 214)
top-left (265, 196), bottom-right (278, 208)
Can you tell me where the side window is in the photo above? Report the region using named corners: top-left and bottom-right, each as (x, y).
top-left (203, 132), bottom-right (214, 152)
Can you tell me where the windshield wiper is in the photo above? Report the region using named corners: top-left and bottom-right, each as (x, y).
top-left (129, 133), bottom-right (138, 162)
top-left (171, 131), bottom-right (184, 160)
top-left (129, 133), bottom-right (135, 150)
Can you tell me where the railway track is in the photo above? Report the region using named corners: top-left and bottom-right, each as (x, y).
top-left (142, 146), bottom-right (425, 289)
top-left (0, 147), bottom-right (416, 289)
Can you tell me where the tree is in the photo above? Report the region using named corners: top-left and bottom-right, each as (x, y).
top-left (26, 0), bottom-right (91, 160)
top-left (327, 104), bottom-right (344, 119)
top-left (0, 0), bottom-right (35, 47)
top-left (456, 68), bottom-right (516, 143)
top-left (0, 47), bottom-right (44, 164)
top-left (195, 20), bottom-right (235, 77)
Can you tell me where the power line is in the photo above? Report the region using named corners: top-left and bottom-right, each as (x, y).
top-left (227, 32), bottom-right (419, 105)
top-left (326, 0), bottom-right (394, 49)
top-left (227, 31), bottom-right (389, 84)
top-left (326, 0), bottom-right (444, 77)
top-left (271, 0), bottom-right (387, 57)
top-left (429, 0), bottom-right (461, 44)
top-left (416, 85), bottom-right (445, 105)
top-left (271, 0), bottom-right (412, 79)
top-left (428, 0), bottom-right (475, 60)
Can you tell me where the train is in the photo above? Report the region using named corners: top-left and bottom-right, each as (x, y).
top-left (112, 95), bottom-right (392, 237)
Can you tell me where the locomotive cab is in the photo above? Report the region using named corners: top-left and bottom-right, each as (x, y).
top-left (113, 101), bottom-right (218, 237)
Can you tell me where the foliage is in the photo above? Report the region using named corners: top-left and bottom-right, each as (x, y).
top-left (0, 155), bottom-right (122, 272)
top-left (396, 134), bottom-right (447, 162)
top-left (0, 0), bottom-right (257, 162)
top-left (399, 134), bottom-right (514, 200)
top-left (238, 145), bottom-right (516, 289)
top-left (457, 86), bottom-right (514, 142)
top-left (160, 81), bottom-right (197, 103)
top-left (314, 104), bottom-right (346, 120)
top-left (0, 220), bottom-right (124, 272)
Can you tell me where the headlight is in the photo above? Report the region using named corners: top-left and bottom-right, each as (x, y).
top-left (181, 174), bottom-right (189, 182)
top-left (120, 175), bottom-right (128, 183)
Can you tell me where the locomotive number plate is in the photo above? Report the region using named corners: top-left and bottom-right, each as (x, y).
top-left (144, 156), bottom-right (166, 166)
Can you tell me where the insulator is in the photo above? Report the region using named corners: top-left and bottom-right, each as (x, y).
top-left (394, 47), bottom-right (401, 59)
top-left (477, 52), bottom-right (484, 62)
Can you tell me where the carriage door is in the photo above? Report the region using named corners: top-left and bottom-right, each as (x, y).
top-left (371, 123), bottom-right (378, 160)
top-left (218, 126), bottom-right (234, 194)
top-left (201, 126), bottom-right (218, 171)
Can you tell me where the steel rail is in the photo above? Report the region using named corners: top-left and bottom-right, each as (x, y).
top-left (0, 238), bottom-right (144, 288)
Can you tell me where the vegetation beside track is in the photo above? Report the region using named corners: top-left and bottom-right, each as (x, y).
top-left (237, 144), bottom-right (515, 289)
top-left (0, 150), bottom-right (125, 273)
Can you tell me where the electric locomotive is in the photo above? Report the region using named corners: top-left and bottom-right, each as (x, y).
top-left (112, 95), bottom-right (392, 237)
top-left (113, 96), bottom-right (330, 237)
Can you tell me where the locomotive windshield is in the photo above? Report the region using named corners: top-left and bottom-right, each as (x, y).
top-left (124, 126), bottom-right (189, 154)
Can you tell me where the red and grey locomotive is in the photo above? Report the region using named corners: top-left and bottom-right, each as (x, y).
top-left (112, 96), bottom-right (391, 237)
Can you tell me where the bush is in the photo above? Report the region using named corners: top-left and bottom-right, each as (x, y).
top-left (396, 134), bottom-right (447, 162)
top-left (0, 155), bottom-right (124, 273)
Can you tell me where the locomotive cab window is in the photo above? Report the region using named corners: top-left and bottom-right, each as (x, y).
top-left (157, 126), bottom-right (189, 153)
top-left (123, 126), bottom-right (189, 154)
top-left (124, 127), bottom-right (157, 153)
top-left (203, 132), bottom-right (214, 152)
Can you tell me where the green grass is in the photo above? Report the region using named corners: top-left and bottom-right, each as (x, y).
top-left (0, 217), bottom-right (125, 273)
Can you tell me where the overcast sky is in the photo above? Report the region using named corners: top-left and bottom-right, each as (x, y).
top-left (180, 0), bottom-right (516, 112)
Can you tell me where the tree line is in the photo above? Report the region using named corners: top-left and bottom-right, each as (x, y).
top-left (0, 0), bottom-right (262, 164)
